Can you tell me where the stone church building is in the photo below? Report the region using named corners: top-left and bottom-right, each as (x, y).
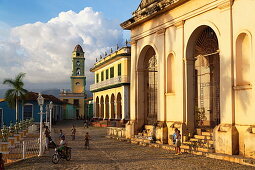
top-left (121, 0), bottom-right (255, 158)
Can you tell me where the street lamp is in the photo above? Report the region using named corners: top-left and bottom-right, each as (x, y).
top-left (49, 101), bottom-right (53, 133)
top-left (45, 105), bottom-right (49, 125)
top-left (37, 93), bottom-right (44, 157)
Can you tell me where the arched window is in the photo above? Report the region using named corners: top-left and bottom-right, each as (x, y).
top-left (145, 47), bottom-right (158, 125)
top-left (105, 95), bottom-right (109, 119)
top-left (116, 93), bottom-right (122, 119)
top-left (111, 94), bottom-right (115, 119)
top-left (167, 53), bottom-right (175, 93)
top-left (236, 33), bottom-right (251, 86)
top-left (100, 96), bottom-right (104, 118)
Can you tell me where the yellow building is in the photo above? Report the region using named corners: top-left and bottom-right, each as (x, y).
top-left (60, 45), bottom-right (87, 119)
top-left (120, 0), bottom-right (255, 159)
top-left (90, 46), bottom-right (131, 125)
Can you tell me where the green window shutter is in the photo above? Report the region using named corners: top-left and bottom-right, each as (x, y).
top-left (96, 74), bottom-right (99, 83)
top-left (118, 64), bottom-right (121, 76)
top-left (101, 71), bottom-right (104, 81)
top-left (110, 67), bottom-right (114, 78)
top-left (106, 69), bottom-right (109, 80)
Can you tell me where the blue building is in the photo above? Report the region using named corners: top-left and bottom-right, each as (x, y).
top-left (0, 92), bottom-right (64, 126)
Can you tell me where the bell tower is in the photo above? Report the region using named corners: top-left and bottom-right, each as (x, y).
top-left (71, 44), bottom-right (86, 93)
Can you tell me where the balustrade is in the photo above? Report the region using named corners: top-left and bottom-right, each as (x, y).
top-left (90, 75), bottom-right (129, 91)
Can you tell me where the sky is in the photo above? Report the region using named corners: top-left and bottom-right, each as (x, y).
top-left (0, 0), bottom-right (141, 90)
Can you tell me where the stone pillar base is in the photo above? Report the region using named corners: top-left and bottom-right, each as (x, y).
top-left (125, 121), bottom-right (136, 139)
top-left (240, 125), bottom-right (255, 158)
top-left (14, 134), bottom-right (21, 144)
top-left (156, 122), bottom-right (168, 144)
top-left (8, 137), bottom-right (15, 148)
top-left (213, 124), bottom-right (239, 155)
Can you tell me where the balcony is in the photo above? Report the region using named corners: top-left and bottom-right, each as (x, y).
top-left (90, 75), bottom-right (129, 92)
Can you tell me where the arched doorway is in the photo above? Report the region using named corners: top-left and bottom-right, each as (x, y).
top-left (116, 93), bottom-right (122, 119)
top-left (96, 97), bottom-right (99, 118)
top-left (100, 96), bottom-right (104, 119)
top-left (105, 95), bottom-right (109, 119)
top-left (186, 26), bottom-right (220, 128)
top-left (110, 94), bottom-right (115, 119)
top-left (137, 45), bottom-right (158, 126)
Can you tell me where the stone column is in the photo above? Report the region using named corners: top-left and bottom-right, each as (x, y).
top-left (156, 28), bottom-right (166, 122)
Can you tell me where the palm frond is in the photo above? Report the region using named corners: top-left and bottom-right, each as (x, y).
top-left (3, 79), bottom-right (15, 86)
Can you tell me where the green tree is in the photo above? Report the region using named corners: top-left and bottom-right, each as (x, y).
top-left (3, 73), bottom-right (28, 122)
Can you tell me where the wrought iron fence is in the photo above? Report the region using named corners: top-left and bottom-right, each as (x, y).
top-left (3, 136), bottom-right (46, 163)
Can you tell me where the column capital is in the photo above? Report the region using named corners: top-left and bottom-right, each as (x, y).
top-left (217, 0), bottom-right (233, 10)
top-left (130, 40), bottom-right (137, 46)
top-left (157, 28), bottom-right (166, 36)
top-left (174, 20), bottom-right (185, 29)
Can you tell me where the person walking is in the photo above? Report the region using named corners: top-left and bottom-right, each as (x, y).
top-left (44, 126), bottom-right (51, 150)
top-left (71, 125), bottom-right (76, 140)
top-left (84, 132), bottom-right (91, 149)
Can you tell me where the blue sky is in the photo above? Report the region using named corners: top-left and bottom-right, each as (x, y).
top-left (0, 0), bottom-right (140, 26)
top-left (0, 0), bottom-right (141, 90)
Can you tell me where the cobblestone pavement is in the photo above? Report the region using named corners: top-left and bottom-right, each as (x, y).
top-left (7, 120), bottom-right (254, 170)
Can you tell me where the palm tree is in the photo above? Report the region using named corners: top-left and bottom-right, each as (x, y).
top-left (3, 73), bottom-right (28, 122)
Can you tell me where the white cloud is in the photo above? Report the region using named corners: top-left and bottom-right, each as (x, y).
top-left (0, 7), bottom-right (124, 89)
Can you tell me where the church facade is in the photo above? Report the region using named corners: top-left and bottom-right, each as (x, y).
top-left (121, 0), bottom-right (255, 158)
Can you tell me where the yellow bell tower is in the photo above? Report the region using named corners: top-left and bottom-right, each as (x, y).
top-left (59, 44), bottom-right (87, 119)
top-left (71, 45), bottom-right (86, 94)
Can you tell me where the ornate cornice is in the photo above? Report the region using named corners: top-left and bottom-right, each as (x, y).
top-left (121, 0), bottom-right (189, 30)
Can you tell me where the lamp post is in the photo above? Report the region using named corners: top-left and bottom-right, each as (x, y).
top-left (49, 101), bottom-right (53, 133)
top-left (37, 93), bottom-right (44, 157)
top-left (45, 105), bottom-right (49, 126)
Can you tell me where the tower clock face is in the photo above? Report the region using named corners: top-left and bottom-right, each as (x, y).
top-left (76, 61), bottom-right (80, 66)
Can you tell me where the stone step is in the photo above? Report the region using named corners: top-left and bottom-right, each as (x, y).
top-left (194, 135), bottom-right (212, 140)
top-left (181, 144), bottom-right (215, 153)
top-left (190, 138), bottom-right (199, 142)
top-left (201, 131), bottom-right (212, 136)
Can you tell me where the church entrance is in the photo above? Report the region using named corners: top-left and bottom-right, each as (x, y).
top-left (137, 45), bottom-right (158, 127)
top-left (187, 26), bottom-right (220, 129)
top-left (144, 49), bottom-right (158, 125)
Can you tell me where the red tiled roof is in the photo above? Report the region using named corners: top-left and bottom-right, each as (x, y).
top-left (24, 92), bottom-right (64, 104)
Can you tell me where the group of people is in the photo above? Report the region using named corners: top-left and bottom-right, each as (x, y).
top-left (44, 124), bottom-right (92, 152)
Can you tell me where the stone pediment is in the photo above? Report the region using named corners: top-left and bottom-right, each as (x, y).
top-left (139, 0), bottom-right (158, 9)
top-left (121, 0), bottom-right (189, 30)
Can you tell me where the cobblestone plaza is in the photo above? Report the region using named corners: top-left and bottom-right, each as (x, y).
top-left (7, 121), bottom-right (253, 170)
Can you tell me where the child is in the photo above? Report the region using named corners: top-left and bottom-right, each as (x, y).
top-left (175, 130), bottom-right (181, 155)
top-left (59, 129), bottom-right (64, 141)
top-left (84, 132), bottom-right (91, 149)
top-left (71, 125), bottom-right (76, 140)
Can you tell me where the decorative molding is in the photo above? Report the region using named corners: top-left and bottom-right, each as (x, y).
top-left (130, 40), bottom-right (138, 46)
top-left (217, 0), bottom-right (233, 10)
top-left (233, 85), bottom-right (252, 91)
top-left (157, 28), bottom-right (166, 35)
top-left (174, 20), bottom-right (185, 29)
